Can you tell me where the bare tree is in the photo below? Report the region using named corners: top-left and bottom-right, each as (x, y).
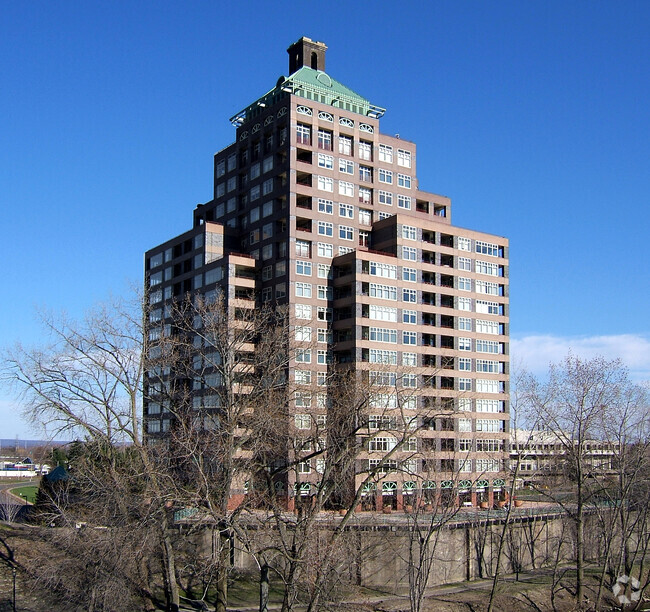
top-left (518, 355), bottom-right (648, 609)
top-left (2, 297), bottom-right (182, 611)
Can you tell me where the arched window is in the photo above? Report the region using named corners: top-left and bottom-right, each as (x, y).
top-left (311, 51), bottom-right (318, 70)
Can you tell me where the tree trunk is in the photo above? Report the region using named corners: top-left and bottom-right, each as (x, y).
top-left (259, 563), bottom-right (269, 612)
top-left (161, 524), bottom-right (180, 612)
top-left (215, 529), bottom-right (230, 612)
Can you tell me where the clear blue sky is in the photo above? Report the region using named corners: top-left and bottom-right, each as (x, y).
top-left (2, 1), bottom-right (649, 438)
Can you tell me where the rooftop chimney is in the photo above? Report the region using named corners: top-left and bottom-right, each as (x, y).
top-left (287, 36), bottom-right (327, 74)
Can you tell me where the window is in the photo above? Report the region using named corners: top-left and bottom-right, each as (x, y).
top-left (377, 211), bottom-right (393, 220)
top-left (262, 265), bottom-right (273, 281)
top-left (459, 378), bottom-right (472, 391)
top-left (458, 418), bottom-right (472, 432)
top-left (359, 165), bottom-right (372, 182)
top-left (397, 350), bottom-right (417, 368)
top-left (476, 359), bottom-right (500, 373)
top-left (404, 438), bottom-right (418, 453)
top-left (263, 156), bottom-right (273, 173)
top-left (358, 208), bottom-right (372, 225)
top-left (339, 225), bottom-right (354, 240)
top-left (295, 348), bottom-right (311, 363)
top-left (369, 437), bottom-right (397, 452)
top-left (296, 260), bottom-right (312, 276)
top-left (276, 283), bottom-right (286, 298)
top-left (262, 222), bottom-right (273, 240)
top-left (459, 337), bottom-right (472, 351)
top-left (378, 169), bottom-right (393, 184)
top-left (262, 178), bottom-right (273, 195)
top-left (295, 326), bottom-right (312, 342)
top-left (403, 331), bottom-right (417, 345)
top-left (476, 339), bottom-right (500, 353)
top-left (458, 317), bottom-right (472, 331)
top-left (476, 241), bottom-right (499, 257)
top-left (402, 309), bottom-right (417, 324)
top-left (317, 242), bottom-right (333, 257)
top-left (338, 202), bottom-right (354, 218)
top-left (459, 439), bottom-right (472, 452)
top-left (339, 158), bottom-right (354, 174)
top-left (476, 300), bottom-right (500, 315)
top-left (317, 371), bottom-right (327, 386)
top-left (250, 185), bottom-right (260, 201)
top-left (318, 153), bottom-right (333, 169)
top-left (317, 263), bottom-right (332, 279)
top-left (458, 236), bottom-right (471, 251)
top-left (250, 162), bottom-right (260, 179)
top-left (476, 419), bottom-right (503, 433)
top-left (318, 129), bottom-right (332, 150)
top-left (458, 297), bottom-right (472, 311)
top-left (368, 414), bottom-right (397, 430)
top-left (397, 149), bottom-right (411, 168)
top-left (317, 328), bottom-right (332, 343)
top-left (295, 282), bottom-right (312, 297)
top-left (402, 246), bottom-right (417, 261)
top-left (358, 141), bottom-right (372, 160)
top-left (317, 285), bottom-right (333, 300)
top-left (338, 135), bottom-right (352, 155)
top-left (459, 357), bottom-right (471, 371)
top-left (397, 174), bottom-right (411, 189)
top-left (359, 187), bottom-right (371, 204)
top-left (402, 267), bottom-right (417, 282)
top-left (378, 144), bottom-right (393, 163)
top-left (476, 379), bottom-right (500, 394)
top-left (369, 327), bottom-right (398, 343)
top-left (402, 225), bottom-right (417, 240)
top-left (216, 183), bottom-right (225, 197)
top-left (402, 373), bottom-right (417, 388)
top-left (370, 371), bottom-right (397, 386)
top-left (476, 399), bottom-right (502, 413)
top-left (476, 260), bottom-right (500, 276)
top-left (317, 306), bottom-right (332, 321)
top-left (295, 413), bottom-right (312, 429)
top-left (397, 195), bottom-right (411, 209)
top-left (296, 124), bottom-right (311, 145)
top-left (369, 283), bottom-right (397, 300)
top-left (318, 176), bottom-right (333, 192)
top-left (339, 180), bottom-right (354, 197)
top-left (227, 153), bottom-right (236, 171)
top-left (458, 277), bottom-right (472, 291)
top-left (295, 370), bottom-right (312, 384)
top-left (318, 221), bottom-right (333, 237)
top-left (476, 319), bottom-right (499, 335)
top-left (298, 460), bottom-right (312, 474)
top-left (369, 262), bottom-right (397, 278)
top-left (459, 398), bottom-right (472, 412)
top-left (369, 305), bottom-right (397, 321)
top-left (216, 159), bottom-right (226, 177)
top-left (295, 240), bottom-right (311, 257)
top-left (378, 190), bottom-right (393, 206)
top-left (369, 349), bottom-right (397, 365)
top-left (403, 288), bottom-right (417, 303)
top-left (317, 198), bottom-right (333, 215)
top-left (295, 304), bottom-right (312, 319)
top-left (476, 458), bottom-right (501, 473)
top-left (317, 349), bottom-right (329, 365)
top-left (458, 257), bottom-right (472, 271)
top-left (476, 280), bottom-right (500, 296)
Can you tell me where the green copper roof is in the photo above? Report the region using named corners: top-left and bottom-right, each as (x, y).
top-left (230, 66), bottom-right (385, 126)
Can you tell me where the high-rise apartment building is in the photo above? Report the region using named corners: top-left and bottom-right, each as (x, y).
top-left (144, 37), bottom-right (509, 510)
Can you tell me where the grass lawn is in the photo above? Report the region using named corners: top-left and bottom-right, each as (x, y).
top-left (10, 484), bottom-right (39, 504)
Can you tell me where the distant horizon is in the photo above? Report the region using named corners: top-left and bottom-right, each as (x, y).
top-left (0, 439), bottom-right (72, 449)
